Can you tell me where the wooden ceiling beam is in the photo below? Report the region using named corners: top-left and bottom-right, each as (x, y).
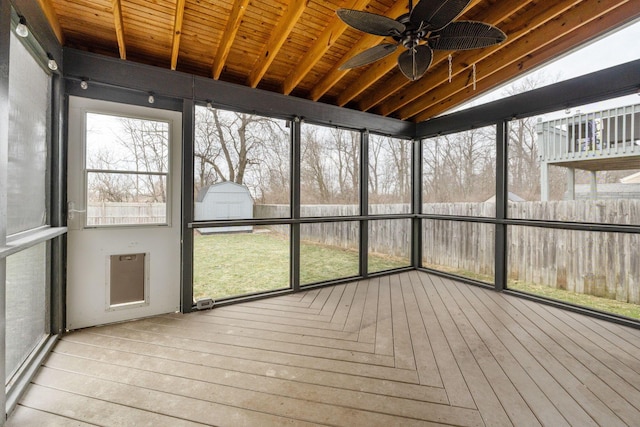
top-left (335, 51), bottom-right (397, 106)
top-left (403, 0), bottom-right (628, 120)
top-left (170, 0), bottom-right (186, 70)
top-left (411, 0), bottom-right (637, 122)
top-left (396, 0), bottom-right (584, 117)
top-left (309, 1), bottom-right (409, 101)
top-left (335, 0), bottom-right (483, 107)
top-left (248, 0), bottom-right (308, 88)
top-left (36, 0), bottom-right (64, 44)
top-left (415, 3), bottom-right (640, 122)
top-left (42, 0), bottom-right (636, 124)
top-left (281, 0), bottom-right (371, 95)
top-left (111, 0), bottom-right (126, 59)
top-left (373, 0), bottom-right (534, 116)
top-left (212, 0), bottom-right (250, 79)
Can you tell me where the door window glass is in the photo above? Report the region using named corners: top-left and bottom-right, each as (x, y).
top-left (85, 113), bottom-right (170, 226)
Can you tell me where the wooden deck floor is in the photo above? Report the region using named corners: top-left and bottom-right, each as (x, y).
top-left (8, 271), bottom-right (640, 426)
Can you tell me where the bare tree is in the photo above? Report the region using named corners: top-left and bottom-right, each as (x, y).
top-left (300, 126), bottom-right (332, 203)
top-left (193, 107), bottom-right (290, 201)
top-left (368, 137), bottom-right (383, 199)
top-left (502, 76), bottom-right (552, 199)
top-left (86, 109), bottom-right (295, 214)
top-left (254, 125), bottom-right (290, 204)
top-left (118, 118), bottom-right (169, 202)
top-left (423, 127), bottom-right (495, 203)
top-left (84, 114), bottom-right (170, 208)
top-left (299, 124), bottom-right (362, 204)
top-left (87, 149), bottom-right (132, 202)
top-left (369, 135), bottom-right (411, 204)
top-left (389, 138), bottom-right (411, 200)
top-left (330, 128), bottom-right (359, 203)
top-left (422, 136), bottom-right (446, 202)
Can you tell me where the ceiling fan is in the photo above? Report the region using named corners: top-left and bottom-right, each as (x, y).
top-left (337, 0), bottom-right (507, 81)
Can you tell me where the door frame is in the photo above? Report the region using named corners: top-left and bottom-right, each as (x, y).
top-left (66, 96), bottom-right (182, 329)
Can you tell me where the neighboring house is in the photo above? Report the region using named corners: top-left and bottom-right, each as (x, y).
top-left (537, 103), bottom-right (640, 200)
top-left (484, 192), bottom-right (525, 203)
top-left (568, 183), bottom-right (640, 200)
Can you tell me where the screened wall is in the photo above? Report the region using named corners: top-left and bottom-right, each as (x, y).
top-left (416, 72), bottom-right (640, 325)
top-left (185, 89), bottom-right (640, 322)
top-left (1, 7), bottom-right (65, 420)
top-left (190, 108), bottom-right (414, 303)
top-left (504, 97), bottom-right (640, 318)
top-left (2, 1), bottom-right (639, 425)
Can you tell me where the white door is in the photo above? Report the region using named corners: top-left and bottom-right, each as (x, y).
top-left (66, 97), bottom-right (182, 329)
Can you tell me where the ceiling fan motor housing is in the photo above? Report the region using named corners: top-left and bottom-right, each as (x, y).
top-left (394, 14), bottom-right (427, 48)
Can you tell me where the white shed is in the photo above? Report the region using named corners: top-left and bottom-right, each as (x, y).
top-left (195, 182), bottom-right (253, 234)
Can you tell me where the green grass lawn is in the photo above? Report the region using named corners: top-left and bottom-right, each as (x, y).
top-left (422, 263), bottom-right (640, 320)
top-left (195, 234), bottom-right (640, 320)
top-left (193, 229), bottom-right (408, 300)
top-left (508, 280), bottom-right (640, 320)
top-left (193, 231), bottom-right (289, 300)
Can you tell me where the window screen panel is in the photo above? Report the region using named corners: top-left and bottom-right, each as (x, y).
top-left (7, 32), bottom-right (50, 235)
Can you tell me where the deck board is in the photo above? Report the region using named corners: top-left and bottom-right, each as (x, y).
top-left (390, 274), bottom-right (416, 370)
top-left (433, 276), bottom-right (541, 426)
top-left (400, 273), bottom-right (442, 388)
top-left (474, 281), bottom-right (628, 426)
top-left (9, 271), bottom-right (640, 426)
top-left (446, 279), bottom-right (576, 427)
top-left (504, 294), bottom-right (637, 426)
top-left (425, 275), bottom-right (513, 426)
top-left (374, 276), bottom-right (394, 356)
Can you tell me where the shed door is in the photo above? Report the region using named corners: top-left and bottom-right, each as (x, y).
top-left (66, 97), bottom-right (182, 329)
top-left (215, 195), bottom-right (245, 219)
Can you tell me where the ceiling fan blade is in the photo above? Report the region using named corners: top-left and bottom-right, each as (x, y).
top-left (429, 21), bottom-right (507, 50)
top-left (337, 9), bottom-right (405, 36)
top-left (410, 0), bottom-right (472, 31)
top-left (397, 45), bottom-right (433, 81)
top-left (339, 43), bottom-right (398, 70)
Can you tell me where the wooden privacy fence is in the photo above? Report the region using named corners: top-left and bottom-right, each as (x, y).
top-left (259, 201), bottom-right (640, 304)
top-left (508, 199), bottom-right (640, 223)
top-left (89, 201), bottom-right (639, 303)
top-left (254, 204), bottom-right (411, 258)
top-left (508, 225), bottom-right (639, 303)
top-left (423, 200), bottom-right (639, 303)
top-left (87, 202), bottom-right (166, 225)
top-left (422, 218), bottom-right (496, 278)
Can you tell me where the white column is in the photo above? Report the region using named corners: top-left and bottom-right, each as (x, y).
top-left (590, 170), bottom-right (598, 199)
top-left (566, 167), bottom-right (575, 200)
top-left (540, 162), bottom-right (549, 201)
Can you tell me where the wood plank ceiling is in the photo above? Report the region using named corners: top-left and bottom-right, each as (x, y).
top-left (39, 0), bottom-right (638, 122)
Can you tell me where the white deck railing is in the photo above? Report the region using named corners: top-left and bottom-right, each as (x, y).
top-left (538, 103), bottom-right (640, 163)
